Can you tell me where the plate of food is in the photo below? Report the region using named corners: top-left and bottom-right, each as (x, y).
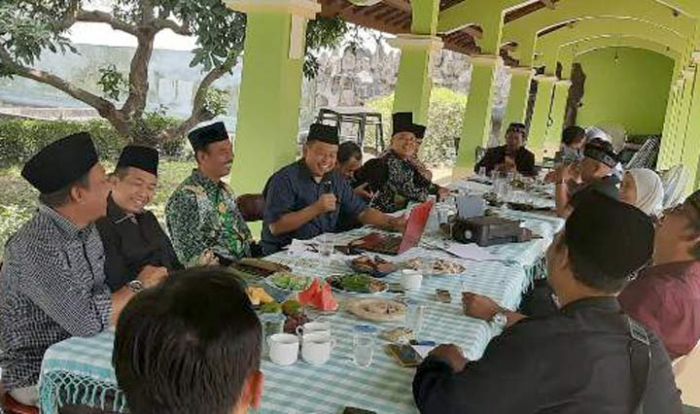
top-left (403, 258), bottom-right (466, 276)
top-left (266, 272), bottom-right (314, 291)
top-left (326, 273), bottom-right (388, 294)
top-left (346, 298), bottom-right (407, 322)
top-left (349, 255), bottom-right (398, 278)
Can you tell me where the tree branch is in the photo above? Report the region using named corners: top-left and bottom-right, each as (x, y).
top-left (120, 31), bottom-right (155, 119)
top-left (75, 10), bottom-right (138, 36)
top-left (157, 54), bottom-right (240, 142)
top-left (154, 18), bottom-right (192, 36)
top-left (0, 44), bottom-right (130, 135)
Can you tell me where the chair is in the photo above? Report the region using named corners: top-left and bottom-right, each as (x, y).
top-left (236, 194), bottom-right (265, 222)
top-left (662, 165), bottom-right (691, 209)
top-left (2, 393), bottom-right (39, 414)
top-left (675, 341), bottom-right (700, 407)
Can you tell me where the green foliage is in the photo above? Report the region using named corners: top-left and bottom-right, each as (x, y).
top-left (0, 1), bottom-right (347, 80)
top-left (204, 87), bottom-right (231, 117)
top-left (97, 64), bottom-right (128, 101)
top-left (367, 88), bottom-right (468, 167)
top-left (0, 160), bottom-right (194, 259)
top-left (0, 117), bottom-right (187, 168)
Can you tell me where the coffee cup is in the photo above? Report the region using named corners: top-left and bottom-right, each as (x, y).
top-left (295, 320), bottom-right (331, 336)
top-left (268, 333), bottom-right (299, 366)
top-left (400, 269), bottom-right (423, 291)
top-left (301, 332), bottom-right (337, 366)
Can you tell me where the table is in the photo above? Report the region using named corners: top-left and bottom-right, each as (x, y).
top-left (39, 211), bottom-right (563, 414)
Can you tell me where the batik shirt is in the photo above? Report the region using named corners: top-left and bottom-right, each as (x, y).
top-left (0, 204), bottom-right (112, 389)
top-left (371, 151), bottom-right (431, 213)
top-left (166, 169), bottom-right (252, 266)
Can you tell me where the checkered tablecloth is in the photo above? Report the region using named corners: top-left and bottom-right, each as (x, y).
top-left (39, 214), bottom-right (563, 414)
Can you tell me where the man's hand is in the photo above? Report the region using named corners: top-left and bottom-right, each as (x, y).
top-left (314, 194), bottom-right (337, 214)
top-left (462, 292), bottom-right (502, 321)
top-left (388, 215), bottom-right (407, 232)
top-left (354, 183), bottom-right (375, 200)
top-left (429, 344), bottom-right (468, 373)
top-left (137, 265), bottom-right (169, 289)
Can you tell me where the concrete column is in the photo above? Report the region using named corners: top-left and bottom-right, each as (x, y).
top-left (226, 0), bottom-right (319, 194)
top-left (390, 35), bottom-right (444, 125)
top-left (528, 75), bottom-right (558, 160)
top-left (544, 79), bottom-right (573, 157)
top-left (503, 66), bottom-right (535, 128)
top-left (454, 54), bottom-right (503, 178)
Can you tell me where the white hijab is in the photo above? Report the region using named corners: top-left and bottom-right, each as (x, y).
top-left (627, 168), bottom-right (664, 216)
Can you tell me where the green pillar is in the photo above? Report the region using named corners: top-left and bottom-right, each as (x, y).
top-left (503, 66), bottom-right (535, 128)
top-left (544, 80), bottom-right (572, 155)
top-left (674, 71), bottom-right (695, 166)
top-left (226, 0), bottom-right (318, 195)
top-left (528, 75), bottom-right (557, 161)
top-left (680, 65), bottom-right (700, 190)
top-left (391, 36), bottom-right (443, 125)
top-left (660, 78), bottom-right (684, 169)
top-left (454, 55), bottom-right (503, 179)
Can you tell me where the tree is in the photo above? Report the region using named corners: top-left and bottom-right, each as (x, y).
top-left (0, 0), bottom-right (349, 145)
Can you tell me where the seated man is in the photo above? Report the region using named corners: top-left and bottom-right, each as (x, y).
top-left (555, 138), bottom-right (620, 218)
top-left (556, 125), bottom-right (586, 165)
top-left (0, 133), bottom-right (164, 407)
top-left (474, 122), bottom-right (536, 177)
top-left (366, 112), bottom-right (448, 213)
top-left (414, 192), bottom-right (682, 413)
top-left (619, 189), bottom-right (700, 359)
top-left (96, 145), bottom-right (182, 292)
top-left (114, 267), bottom-right (264, 414)
top-left (262, 123), bottom-right (405, 255)
top-left (166, 122), bottom-right (253, 266)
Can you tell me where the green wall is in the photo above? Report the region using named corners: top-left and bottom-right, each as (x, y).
top-left (576, 47), bottom-right (674, 135)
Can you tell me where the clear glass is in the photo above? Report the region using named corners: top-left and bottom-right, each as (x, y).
top-left (318, 234), bottom-right (334, 262)
top-left (405, 302), bottom-right (426, 338)
top-left (260, 313), bottom-right (285, 356)
top-left (353, 325), bottom-right (376, 368)
top-left (478, 167), bottom-right (487, 178)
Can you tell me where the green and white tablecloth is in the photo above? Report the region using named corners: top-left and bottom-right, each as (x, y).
top-left (39, 212), bottom-right (563, 414)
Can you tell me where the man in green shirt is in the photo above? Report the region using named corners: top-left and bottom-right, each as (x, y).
top-left (166, 122), bottom-right (253, 266)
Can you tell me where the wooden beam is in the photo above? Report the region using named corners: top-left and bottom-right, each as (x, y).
top-left (540, 0), bottom-right (556, 10)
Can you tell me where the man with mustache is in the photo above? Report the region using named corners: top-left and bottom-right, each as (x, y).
top-left (261, 123), bottom-right (405, 255)
top-left (166, 122), bottom-right (253, 266)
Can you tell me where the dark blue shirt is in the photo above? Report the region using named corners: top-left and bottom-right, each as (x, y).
top-left (262, 160), bottom-right (368, 255)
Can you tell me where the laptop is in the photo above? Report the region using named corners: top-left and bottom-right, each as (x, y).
top-left (350, 200), bottom-right (434, 255)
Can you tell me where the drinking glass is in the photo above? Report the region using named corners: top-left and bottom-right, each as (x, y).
top-left (318, 234), bottom-right (334, 262)
top-left (405, 301), bottom-right (426, 338)
top-left (478, 167), bottom-right (487, 178)
top-left (260, 313), bottom-right (285, 356)
top-left (353, 325), bottom-right (376, 368)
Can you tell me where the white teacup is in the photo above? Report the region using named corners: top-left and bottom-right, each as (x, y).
top-left (268, 333), bottom-right (299, 366)
top-left (301, 332), bottom-right (337, 366)
top-left (295, 320), bottom-right (331, 336)
top-left (400, 269), bottom-right (423, 291)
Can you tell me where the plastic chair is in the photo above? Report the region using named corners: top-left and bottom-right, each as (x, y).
top-left (675, 341), bottom-right (700, 407)
top-left (662, 165), bottom-right (691, 209)
top-left (2, 393), bottom-right (39, 414)
top-left (236, 194), bottom-right (265, 222)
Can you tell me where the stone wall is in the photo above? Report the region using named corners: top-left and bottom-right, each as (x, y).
top-left (302, 42), bottom-right (512, 145)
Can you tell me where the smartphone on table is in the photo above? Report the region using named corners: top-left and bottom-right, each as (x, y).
top-left (386, 343), bottom-right (422, 368)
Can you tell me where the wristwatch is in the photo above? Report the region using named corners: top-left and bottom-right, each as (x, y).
top-left (127, 280), bottom-right (144, 294)
top-left (490, 312), bottom-right (508, 330)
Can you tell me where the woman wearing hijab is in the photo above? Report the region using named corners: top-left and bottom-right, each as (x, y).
top-left (620, 168), bottom-right (664, 217)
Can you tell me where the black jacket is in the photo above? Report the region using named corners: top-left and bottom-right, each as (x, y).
top-left (474, 146), bottom-right (537, 177)
top-left (413, 297), bottom-right (682, 414)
